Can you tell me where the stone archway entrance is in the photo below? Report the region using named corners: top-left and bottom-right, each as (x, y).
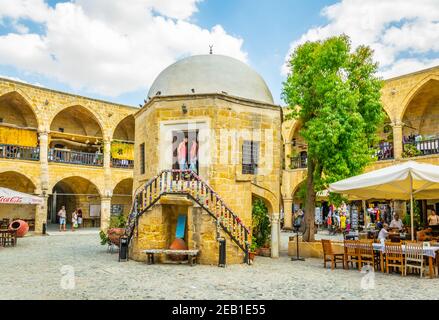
top-left (48, 176), bottom-right (101, 228)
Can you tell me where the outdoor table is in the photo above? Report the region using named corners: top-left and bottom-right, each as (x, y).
top-left (372, 243), bottom-right (439, 278)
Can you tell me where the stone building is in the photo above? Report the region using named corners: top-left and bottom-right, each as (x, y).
top-left (130, 54), bottom-right (282, 264)
top-left (0, 78), bottom-right (137, 232)
top-left (281, 65), bottom-right (439, 229)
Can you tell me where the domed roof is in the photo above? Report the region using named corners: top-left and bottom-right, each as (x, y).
top-left (148, 54), bottom-right (274, 104)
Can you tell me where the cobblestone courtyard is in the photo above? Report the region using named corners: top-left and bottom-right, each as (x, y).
top-left (1, 231), bottom-right (438, 300)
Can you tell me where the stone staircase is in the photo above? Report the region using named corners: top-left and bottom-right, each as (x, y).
top-left (125, 170), bottom-right (251, 263)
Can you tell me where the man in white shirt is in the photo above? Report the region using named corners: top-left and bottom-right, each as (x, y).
top-left (378, 223), bottom-right (389, 241)
top-left (389, 213), bottom-right (404, 231)
top-left (428, 209), bottom-right (439, 226)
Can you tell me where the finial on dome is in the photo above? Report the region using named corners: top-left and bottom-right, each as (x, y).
top-left (209, 45), bottom-right (213, 54)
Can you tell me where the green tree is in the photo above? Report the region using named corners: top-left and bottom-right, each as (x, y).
top-left (252, 199), bottom-right (271, 248)
top-left (282, 35), bottom-right (385, 241)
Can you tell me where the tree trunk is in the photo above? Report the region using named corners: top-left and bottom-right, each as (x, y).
top-left (303, 159), bottom-right (316, 242)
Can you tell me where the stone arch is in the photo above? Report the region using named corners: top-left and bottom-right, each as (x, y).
top-left (0, 91), bottom-right (39, 129)
top-left (0, 171), bottom-right (37, 193)
top-left (291, 179), bottom-right (306, 204)
top-left (112, 115), bottom-right (135, 141)
top-left (49, 176), bottom-right (102, 225)
top-left (284, 119), bottom-right (301, 143)
top-left (112, 177), bottom-right (133, 217)
top-left (399, 75), bottom-right (439, 122)
top-left (251, 184), bottom-right (278, 215)
top-left (49, 105), bottom-right (104, 138)
top-left (49, 175), bottom-right (103, 196)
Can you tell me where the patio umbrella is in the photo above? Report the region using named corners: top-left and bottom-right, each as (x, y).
top-left (328, 161), bottom-right (439, 240)
top-left (0, 187), bottom-right (43, 205)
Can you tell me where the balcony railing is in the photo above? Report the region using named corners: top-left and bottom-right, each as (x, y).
top-left (403, 138), bottom-right (439, 156)
top-left (49, 149), bottom-right (103, 166)
top-left (111, 158), bottom-right (134, 169)
top-left (0, 144), bottom-right (40, 161)
top-left (376, 142), bottom-right (394, 161)
top-left (290, 155), bottom-right (307, 169)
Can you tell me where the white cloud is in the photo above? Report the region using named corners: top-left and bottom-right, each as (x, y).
top-left (0, 0), bottom-right (247, 96)
top-left (282, 0), bottom-right (439, 79)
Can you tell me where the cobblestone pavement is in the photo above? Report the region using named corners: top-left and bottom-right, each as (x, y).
top-left (1, 232), bottom-right (438, 300)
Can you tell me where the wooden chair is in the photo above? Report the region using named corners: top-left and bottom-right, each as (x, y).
top-left (358, 240), bottom-right (379, 271)
top-left (344, 240), bottom-right (360, 270)
top-left (384, 242), bottom-right (404, 276)
top-left (321, 239), bottom-right (344, 270)
top-left (0, 230), bottom-right (16, 247)
top-left (405, 242), bottom-right (425, 277)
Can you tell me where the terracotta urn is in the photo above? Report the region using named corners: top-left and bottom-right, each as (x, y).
top-left (9, 220), bottom-right (29, 237)
top-left (107, 228), bottom-right (125, 246)
top-left (258, 247), bottom-right (271, 257)
top-left (169, 238), bottom-right (188, 261)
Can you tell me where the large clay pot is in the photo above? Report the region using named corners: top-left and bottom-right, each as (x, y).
top-left (107, 228), bottom-right (125, 246)
top-left (9, 220), bottom-right (29, 237)
top-left (169, 238), bottom-right (188, 261)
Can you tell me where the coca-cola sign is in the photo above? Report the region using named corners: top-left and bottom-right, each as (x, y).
top-left (0, 196), bottom-right (23, 203)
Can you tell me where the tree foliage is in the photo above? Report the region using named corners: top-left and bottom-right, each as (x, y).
top-left (282, 35), bottom-right (385, 241)
top-left (251, 198), bottom-right (271, 249)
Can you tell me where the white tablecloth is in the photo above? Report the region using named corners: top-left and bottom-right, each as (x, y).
top-left (372, 243), bottom-right (439, 258)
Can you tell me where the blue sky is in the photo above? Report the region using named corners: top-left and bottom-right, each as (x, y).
top-left (0, 0), bottom-right (438, 107)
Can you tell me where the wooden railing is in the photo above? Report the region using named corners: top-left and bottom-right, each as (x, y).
top-left (0, 144), bottom-right (39, 161)
top-left (125, 170), bottom-right (251, 263)
top-left (111, 158), bottom-right (134, 169)
top-left (404, 138), bottom-right (439, 156)
top-left (48, 149), bottom-right (103, 166)
top-left (290, 155), bottom-right (307, 169)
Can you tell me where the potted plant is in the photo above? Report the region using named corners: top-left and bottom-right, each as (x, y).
top-left (249, 242), bottom-right (258, 261)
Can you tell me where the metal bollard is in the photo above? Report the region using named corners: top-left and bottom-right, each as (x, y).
top-left (119, 236), bottom-right (129, 262)
top-left (218, 238), bottom-right (226, 267)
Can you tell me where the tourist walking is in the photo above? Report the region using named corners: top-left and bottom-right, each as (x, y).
top-left (57, 206), bottom-right (67, 231)
top-left (71, 210), bottom-right (78, 231)
top-left (76, 208), bottom-right (83, 228)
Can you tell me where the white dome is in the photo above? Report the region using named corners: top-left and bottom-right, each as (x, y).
top-left (148, 54), bottom-right (274, 104)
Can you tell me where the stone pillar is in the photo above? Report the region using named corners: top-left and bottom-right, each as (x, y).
top-left (283, 198), bottom-right (293, 230)
top-left (100, 196), bottom-right (112, 231)
top-left (392, 123), bottom-right (403, 159)
top-left (284, 142), bottom-right (292, 169)
top-left (102, 136), bottom-right (112, 231)
top-left (38, 131), bottom-right (49, 191)
top-left (271, 212), bottom-right (280, 258)
top-left (35, 195), bottom-right (48, 234)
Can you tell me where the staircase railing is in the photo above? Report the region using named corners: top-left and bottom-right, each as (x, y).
top-left (125, 170), bottom-right (250, 263)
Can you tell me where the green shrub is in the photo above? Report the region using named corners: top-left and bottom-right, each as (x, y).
top-left (402, 144), bottom-right (421, 158)
top-left (252, 199), bottom-right (271, 249)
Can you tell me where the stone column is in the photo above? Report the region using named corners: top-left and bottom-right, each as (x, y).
top-left (38, 131), bottom-right (49, 192)
top-left (101, 136), bottom-right (112, 231)
top-left (271, 212), bottom-right (280, 258)
top-left (284, 142), bottom-right (292, 169)
top-left (392, 123), bottom-right (403, 159)
top-left (283, 198), bottom-right (293, 230)
top-left (35, 195), bottom-right (48, 234)
top-left (100, 196), bottom-right (112, 231)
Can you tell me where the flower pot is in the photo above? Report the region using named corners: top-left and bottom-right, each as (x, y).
top-left (9, 220), bottom-right (29, 237)
top-left (107, 228), bottom-right (125, 246)
top-left (258, 247), bottom-right (271, 257)
top-left (249, 251), bottom-right (256, 261)
top-left (169, 238), bottom-right (188, 261)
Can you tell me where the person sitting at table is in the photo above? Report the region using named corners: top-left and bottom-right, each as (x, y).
top-left (389, 213), bottom-right (404, 231)
top-left (378, 223), bottom-right (389, 241)
top-left (428, 209), bottom-right (439, 226)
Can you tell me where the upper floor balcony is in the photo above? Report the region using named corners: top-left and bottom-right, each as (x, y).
top-left (49, 148), bottom-right (103, 167)
top-left (0, 144), bottom-right (40, 161)
top-left (403, 135), bottom-right (439, 158)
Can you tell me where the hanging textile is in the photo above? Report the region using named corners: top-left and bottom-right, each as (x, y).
top-left (0, 127), bottom-right (38, 147)
top-left (111, 141), bottom-right (134, 160)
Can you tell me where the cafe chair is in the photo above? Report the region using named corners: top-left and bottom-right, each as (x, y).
top-left (384, 242), bottom-right (405, 276)
top-left (358, 240), bottom-right (379, 271)
top-left (404, 242), bottom-right (425, 278)
top-left (321, 239), bottom-right (345, 270)
top-left (344, 240), bottom-right (360, 270)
